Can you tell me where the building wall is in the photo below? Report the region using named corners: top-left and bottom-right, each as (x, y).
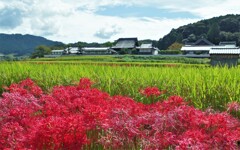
top-left (138, 49), bottom-right (158, 55)
top-left (82, 51), bottom-right (111, 55)
top-left (52, 52), bottom-right (63, 55)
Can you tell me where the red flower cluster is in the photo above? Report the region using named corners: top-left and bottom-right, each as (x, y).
top-left (0, 78), bottom-right (240, 149)
top-left (227, 101), bottom-right (240, 112)
top-left (140, 86), bottom-right (163, 97)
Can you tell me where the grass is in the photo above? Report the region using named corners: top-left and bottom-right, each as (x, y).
top-left (0, 61), bottom-right (239, 112)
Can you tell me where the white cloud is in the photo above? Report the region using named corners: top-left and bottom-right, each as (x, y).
top-left (48, 12), bottom-right (197, 43)
top-left (190, 0), bottom-right (240, 18)
top-left (0, 0), bottom-right (239, 43)
top-left (94, 25), bottom-right (122, 39)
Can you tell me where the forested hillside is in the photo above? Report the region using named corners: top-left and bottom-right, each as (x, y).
top-left (158, 14), bottom-right (240, 49)
top-left (0, 34), bottom-right (63, 55)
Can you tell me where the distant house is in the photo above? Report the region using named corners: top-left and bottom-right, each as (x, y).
top-left (219, 41), bottom-right (237, 47)
top-left (181, 38), bottom-right (238, 55)
top-left (189, 38), bottom-right (215, 46)
top-left (111, 38), bottom-right (139, 54)
top-left (181, 38), bottom-right (215, 54)
top-left (64, 47), bottom-right (79, 55)
top-left (81, 47), bottom-right (117, 55)
top-left (137, 43), bottom-right (159, 55)
top-left (0, 54), bottom-right (5, 60)
top-left (51, 50), bottom-right (64, 55)
top-left (210, 47), bottom-right (240, 67)
top-left (44, 50), bottom-right (64, 58)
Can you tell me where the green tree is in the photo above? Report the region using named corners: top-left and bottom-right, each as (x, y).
top-left (102, 41), bottom-right (114, 47)
top-left (207, 23), bottom-right (220, 44)
top-left (31, 45), bottom-right (51, 58)
top-left (4, 54), bottom-right (15, 61)
top-left (167, 42), bottom-right (183, 50)
top-left (187, 34), bottom-right (197, 42)
top-left (77, 43), bottom-right (83, 54)
top-left (219, 18), bottom-right (239, 33)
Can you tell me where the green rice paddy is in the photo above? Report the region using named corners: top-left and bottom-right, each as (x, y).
top-left (0, 59), bottom-right (239, 111)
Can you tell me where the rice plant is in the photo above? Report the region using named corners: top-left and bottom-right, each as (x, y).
top-left (0, 62), bottom-right (239, 111)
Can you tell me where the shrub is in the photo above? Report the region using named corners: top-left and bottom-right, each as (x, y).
top-left (159, 50), bottom-right (182, 55)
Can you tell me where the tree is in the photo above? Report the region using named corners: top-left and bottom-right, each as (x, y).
top-left (31, 45), bottom-right (51, 58)
top-left (207, 23), bottom-right (220, 44)
top-left (77, 43), bottom-right (83, 54)
top-left (167, 42), bottom-right (183, 50)
top-left (187, 34), bottom-right (197, 42)
top-left (102, 41), bottom-right (114, 47)
top-left (219, 18), bottom-right (239, 33)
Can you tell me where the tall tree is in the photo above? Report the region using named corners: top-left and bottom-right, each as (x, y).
top-left (31, 45), bottom-right (51, 58)
top-left (207, 23), bottom-right (220, 44)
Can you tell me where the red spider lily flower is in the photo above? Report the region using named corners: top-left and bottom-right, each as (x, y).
top-left (140, 87), bottom-right (163, 98)
top-left (227, 101), bottom-right (240, 112)
top-left (0, 78), bottom-right (240, 149)
top-left (78, 78), bottom-right (93, 89)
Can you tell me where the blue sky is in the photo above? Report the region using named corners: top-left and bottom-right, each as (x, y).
top-left (0, 0), bottom-right (240, 43)
top-left (96, 5), bottom-right (198, 19)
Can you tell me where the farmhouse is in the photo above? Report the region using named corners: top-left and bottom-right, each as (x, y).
top-left (181, 38), bottom-right (215, 54)
top-left (51, 50), bottom-right (64, 55)
top-left (64, 47), bottom-right (79, 55)
top-left (181, 38), bottom-right (238, 55)
top-left (111, 38), bottom-right (139, 54)
top-left (81, 47), bottom-right (117, 55)
top-left (43, 50), bottom-right (64, 58)
top-left (0, 54), bottom-right (5, 60)
top-left (210, 47), bottom-right (240, 67)
top-left (219, 41), bottom-right (237, 47)
top-left (47, 37), bottom-right (159, 56)
top-left (137, 43), bottom-right (159, 55)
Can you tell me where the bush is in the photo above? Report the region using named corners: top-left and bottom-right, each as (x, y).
top-left (159, 50), bottom-right (182, 55)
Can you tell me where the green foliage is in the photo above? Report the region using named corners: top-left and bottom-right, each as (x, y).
top-left (167, 42), bottom-right (183, 50)
top-left (158, 14), bottom-right (240, 49)
top-left (31, 45), bottom-right (51, 58)
top-left (70, 41), bottom-right (107, 48)
top-left (4, 54), bottom-right (16, 61)
top-left (219, 18), bottom-right (239, 33)
top-left (207, 23), bottom-right (220, 44)
top-left (220, 31), bottom-right (240, 43)
top-left (102, 41), bottom-right (114, 47)
top-left (159, 50), bottom-right (182, 54)
top-left (119, 48), bottom-right (133, 54)
top-left (49, 44), bottom-right (65, 50)
top-left (187, 34), bottom-right (197, 42)
top-left (159, 29), bottom-right (180, 49)
top-left (33, 55), bottom-right (209, 64)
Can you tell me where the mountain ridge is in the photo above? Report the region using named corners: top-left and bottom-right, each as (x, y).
top-left (0, 33), bottom-right (63, 55)
top-left (1, 14), bottom-right (240, 55)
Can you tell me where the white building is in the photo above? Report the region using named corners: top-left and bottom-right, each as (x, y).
top-left (181, 38), bottom-right (238, 55)
top-left (64, 47), bottom-right (79, 54)
top-left (137, 43), bottom-right (159, 55)
top-left (82, 47), bottom-right (117, 55)
top-left (51, 50), bottom-right (64, 55)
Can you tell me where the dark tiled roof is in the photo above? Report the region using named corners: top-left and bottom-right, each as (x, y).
top-left (219, 41), bottom-right (236, 46)
top-left (112, 38), bottom-right (138, 49)
top-left (194, 38), bottom-right (214, 46)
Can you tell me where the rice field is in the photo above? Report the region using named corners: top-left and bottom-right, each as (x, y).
top-left (0, 61), bottom-right (239, 111)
